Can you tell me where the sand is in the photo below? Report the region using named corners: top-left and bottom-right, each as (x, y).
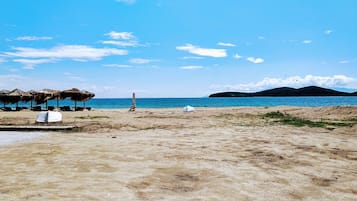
top-left (0, 132), bottom-right (47, 146)
top-left (0, 106), bottom-right (356, 200)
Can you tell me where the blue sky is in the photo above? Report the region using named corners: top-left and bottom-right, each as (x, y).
top-left (0, 0), bottom-right (356, 98)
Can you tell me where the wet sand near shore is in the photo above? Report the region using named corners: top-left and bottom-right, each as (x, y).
top-left (0, 106), bottom-right (356, 200)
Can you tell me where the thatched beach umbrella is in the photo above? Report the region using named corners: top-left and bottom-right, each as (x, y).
top-left (60, 88), bottom-right (82, 109)
top-left (79, 90), bottom-right (95, 108)
top-left (5, 89), bottom-right (25, 107)
top-left (43, 89), bottom-right (60, 108)
top-left (0, 89), bottom-right (10, 108)
top-left (28, 90), bottom-right (38, 108)
top-left (17, 90), bottom-right (33, 109)
top-left (60, 88), bottom-right (95, 109)
top-left (0, 89), bottom-right (32, 108)
top-left (34, 89), bottom-right (61, 109)
top-left (20, 90), bottom-right (33, 103)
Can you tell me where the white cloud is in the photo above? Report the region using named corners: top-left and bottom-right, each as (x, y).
top-left (105, 31), bottom-right (134, 40)
top-left (129, 58), bottom-right (157, 64)
top-left (210, 75), bottom-right (357, 92)
top-left (233, 54), bottom-right (243, 59)
top-left (303, 40), bottom-right (312, 44)
top-left (115, 0), bottom-right (136, 4)
top-left (103, 64), bottom-right (132, 68)
top-left (217, 42), bottom-right (236, 47)
top-left (15, 36), bottom-right (52, 41)
top-left (180, 65), bottom-right (203, 70)
top-left (102, 40), bottom-right (138, 47)
top-left (324, 30), bottom-right (333, 35)
top-left (103, 31), bottom-right (141, 47)
top-left (0, 74), bottom-right (74, 91)
top-left (0, 57), bottom-right (6, 63)
top-left (0, 74), bottom-right (103, 96)
top-left (176, 44), bottom-right (227, 58)
top-left (258, 36), bottom-right (265, 40)
top-left (13, 58), bottom-right (54, 69)
top-left (247, 57), bottom-right (264, 64)
top-left (0, 75), bottom-right (31, 89)
top-left (4, 45), bottom-right (128, 61)
top-left (339, 60), bottom-right (350, 64)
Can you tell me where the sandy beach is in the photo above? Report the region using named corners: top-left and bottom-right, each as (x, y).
top-left (0, 106), bottom-right (356, 200)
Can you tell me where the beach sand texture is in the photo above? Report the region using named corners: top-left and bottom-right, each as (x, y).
top-left (0, 107), bottom-right (356, 200)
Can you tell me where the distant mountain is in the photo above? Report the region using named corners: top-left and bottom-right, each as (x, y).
top-left (209, 86), bottom-right (357, 97)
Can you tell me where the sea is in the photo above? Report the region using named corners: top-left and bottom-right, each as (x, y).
top-left (11, 96), bottom-right (355, 109)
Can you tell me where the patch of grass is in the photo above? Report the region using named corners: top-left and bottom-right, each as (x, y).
top-left (263, 111), bottom-right (357, 128)
top-left (280, 116), bottom-right (326, 127)
top-left (263, 111), bottom-right (286, 119)
top-left (75, 115), bottom-right (110, 120)
top-left (324, 121), bottom-right (357, 127)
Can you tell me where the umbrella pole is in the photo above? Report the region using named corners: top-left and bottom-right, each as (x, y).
top-left (46, 101), bottom-right (48, 111)
top-left (31, 100), bottom-right (33, 110)
top-left (75, 100), bottom-right (77, 111)
top-left (57, 97), bottom-right (59, 109)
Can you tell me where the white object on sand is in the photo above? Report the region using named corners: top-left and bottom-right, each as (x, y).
top-left (36, 111), bottom-right (62, 123)
top-left (183, 105), bottom-right (195, 112)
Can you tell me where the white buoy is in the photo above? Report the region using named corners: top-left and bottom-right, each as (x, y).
top-left (183, 105), bottom-right (195, 112)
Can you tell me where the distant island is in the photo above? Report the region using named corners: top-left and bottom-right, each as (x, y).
top-left (209, 86), bottom-right (357, 97)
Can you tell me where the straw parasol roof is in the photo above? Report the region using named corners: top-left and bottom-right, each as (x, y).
top-left (60, 88), bottom-right (95, 108)
top-left (0, 88), bottom-right (95, 110)
top-left (34, 89), bottom-right (60, 104)
top-left (60, 88), bottom-right (82, 101)
top-left (0, 89), bottom-right (10, 95)
top-left (5, 89), bottom-right (26, 104)
top-left (20, 91), bottom-right (33, 103)
top-left (79, 90), bottom-right (95, 101)
top-left (60, 88), bottom-right (94, 101)
top-left (0, 90), bottom-right (10, 107)
top-left (0, 88), bottom-right (33, 107)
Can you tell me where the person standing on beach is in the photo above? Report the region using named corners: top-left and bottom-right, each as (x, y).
top-left (129, 92), bottom-right (136, 112)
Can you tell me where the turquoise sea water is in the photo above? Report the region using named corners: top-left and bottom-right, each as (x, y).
top-left (4, 97), bottom-right (357, 109)
top-left (56, 96), bottom-right (357, 109)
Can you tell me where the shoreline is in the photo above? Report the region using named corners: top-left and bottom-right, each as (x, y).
top-left (2, 96), bottom-right (357, 111)
top-left (2, 105), bottom-right (356, 111)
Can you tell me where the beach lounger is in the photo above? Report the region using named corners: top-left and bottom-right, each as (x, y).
top-left (1, 107), bottom-right (13, 111)
top-left (31, 106), bottom-right (42, 111)
top-left (60, 106), bottom-right (72, 111)
top-left (75, 107), bottom-right (84, 111)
